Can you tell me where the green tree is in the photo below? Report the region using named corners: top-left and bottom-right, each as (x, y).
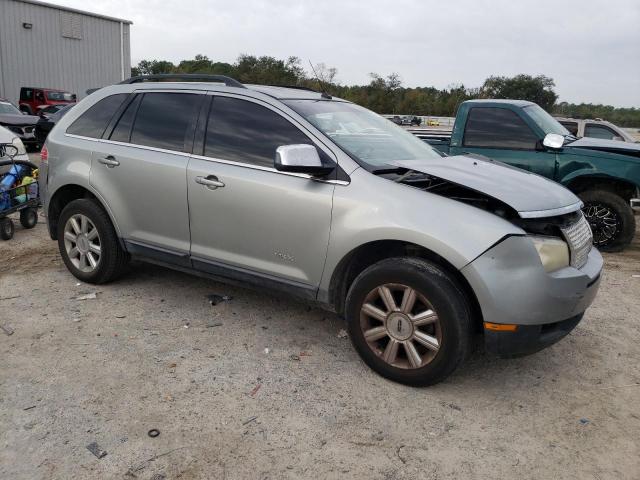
top-left (480, 74), bottom-right (558, 111)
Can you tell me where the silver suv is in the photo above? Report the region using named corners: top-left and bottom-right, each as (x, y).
top-left (40, 75), bottom-right (603, 386)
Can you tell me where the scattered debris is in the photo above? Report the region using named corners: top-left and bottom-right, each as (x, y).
top-left (150, 474), bottom-right (166, 480)
top-left (148, 429), bottom-right (160, 438)
top-left (76, 292), bottom-right (97, 301)
top-left (206, 320), bottom-right (223, 328)
top-left (75, 282), bottom-right (81, 286)
top-left (126, 448), bottom-right (186, 476)
top-left (1, 324), bottom-right (14, 336)
top-left (632, 275), bottom-right (640, 278)
top-left (264, 348), bottom-right (270, 354)
top-left (337, 329), bottom-right (348, 339)
top-left (290, 354), bottom-right (301, 361)
top-left (115, 315), bottom-right (127, 319)
top-left (23, 405), bottom-right (37, 411)
top-left (168, 363), bottom-right (177, 368)
top-left (0, 295), bottom-right (20, 301)
top-left (299, 351), bottom-right (312, 357)
top-left (579, 418), bottom-right (590, 425)
top-left (242, 416), bottom-right (258, 426)
top-left (86, 441), bottom-right (107, 459)
top-left (207, 294), bottom-right (233, 306)
top-left (249, 384), bottom-right (262, 397)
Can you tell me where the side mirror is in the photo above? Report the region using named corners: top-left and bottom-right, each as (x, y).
top-left (0, 144), bottom-right (19, 158)
top-left (542, 133), bottom-right (564, 150)
top-left (275, 145), bottom-right (334, 176)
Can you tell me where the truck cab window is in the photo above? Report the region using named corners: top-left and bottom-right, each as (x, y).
top-left (463, 107), bottom-right (538, 150)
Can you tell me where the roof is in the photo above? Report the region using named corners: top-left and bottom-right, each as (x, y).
top-left (464, 99), bottom-right (535, 107)
top-left (13, 0), bottom-right (133, 24)
top-left (247, 85), bottom-right (332, 100)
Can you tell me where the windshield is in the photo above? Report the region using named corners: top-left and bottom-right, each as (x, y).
top-left (0, 102), bottom-right (21, 115)
top-left (524, 104), bottom-right (570, 136)
top-left (284, 100), bottom-right (442, 169)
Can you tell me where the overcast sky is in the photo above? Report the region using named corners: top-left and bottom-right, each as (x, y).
top-left (54, 0), bottom-right (640, 107)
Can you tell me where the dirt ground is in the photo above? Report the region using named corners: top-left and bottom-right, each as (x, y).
top-left (1, 209), bottom-right (639, 480)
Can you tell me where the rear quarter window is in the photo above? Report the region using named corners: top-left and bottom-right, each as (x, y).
top-left (66, 94), bottom-right (128, 139)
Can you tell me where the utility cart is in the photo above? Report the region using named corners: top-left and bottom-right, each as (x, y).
top-left (0, 143), bottom-right (40, 240)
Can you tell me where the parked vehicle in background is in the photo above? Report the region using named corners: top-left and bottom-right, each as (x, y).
top-left (555, 117), bottom-right (637, 143)
top-left (35, 104), bottom-right (74, 144)
top-left (19, 87), bottom-right (76, 115)
top-left (418, 99), bottom-right (640, 251)
top-left (0, 99), bottom-right (39, 150)
top-left (37, 104), bottom-right (69, 118)
top-left (0, 125), bottom-right (29, 163)
top-left (387, 115), bottom-right (422, 126)
top-left (39, 75), bottom-right (602, 386)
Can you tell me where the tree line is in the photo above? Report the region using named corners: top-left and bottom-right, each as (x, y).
top-left (131, 55), bottom-right (640, 127)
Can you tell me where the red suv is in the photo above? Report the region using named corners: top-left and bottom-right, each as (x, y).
top-left (19, 87), bottom-right (76, 115)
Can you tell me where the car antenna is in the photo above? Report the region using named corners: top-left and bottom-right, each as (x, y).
top-left (308, 60), bottom-right (332, 100)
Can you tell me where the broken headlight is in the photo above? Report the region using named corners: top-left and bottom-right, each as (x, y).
top-left (530, 236), bottom-right (570, 273)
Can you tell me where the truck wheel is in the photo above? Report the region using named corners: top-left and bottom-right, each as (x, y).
top-left (345, 257), bottom-right (472, 387)
top-left (579, 190), bottom-right (635, 252)
top-left (57, 199), bottom-right (129, 284)
top-left (19, 207), bottom-right (38, 229)
top-left (0, 218), bottom-right (14, 240)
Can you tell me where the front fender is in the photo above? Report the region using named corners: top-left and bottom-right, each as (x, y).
top-left (318, 168), bottom-right (523, 297)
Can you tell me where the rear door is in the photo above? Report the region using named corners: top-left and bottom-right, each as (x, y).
top-left (455, 107), bottom-right (557, 179)
top-left (187, 94), bottom-right (336, 292)
top-left (89, 90), bottom-right (203, 262)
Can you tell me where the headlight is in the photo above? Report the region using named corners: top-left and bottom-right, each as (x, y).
top-left (531, 236), bottom-right (570, 273)
top-left (12, 137), bottom-right (26, 155)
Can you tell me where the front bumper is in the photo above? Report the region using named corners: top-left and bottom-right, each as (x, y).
top-left (461, 235), bottom-right (602, 356)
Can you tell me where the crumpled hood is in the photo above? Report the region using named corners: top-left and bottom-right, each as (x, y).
top-left (0, 113), bottom-right (39, 126)
top-left (391, 155), bottom-right (582, 218)
top-left (568, 137), bottom-right (640, 158)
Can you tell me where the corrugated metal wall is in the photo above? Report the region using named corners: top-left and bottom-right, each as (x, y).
top-left (0, 0), bottom-right (131, 104)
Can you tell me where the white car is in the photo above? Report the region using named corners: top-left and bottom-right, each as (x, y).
top-left (0, 125), bottom-right (29, 162)
top-left (555, 117), bottom-right (638, 143)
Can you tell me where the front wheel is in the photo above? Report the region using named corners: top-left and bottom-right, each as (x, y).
top-left (0, 218), bottom-right (14, 240)
top-left (57, 199), bottom-right (129, 284)
top-left (345, 257), bottom-right (472, 387)
top-left (579, 190), bottom-right (635, 252)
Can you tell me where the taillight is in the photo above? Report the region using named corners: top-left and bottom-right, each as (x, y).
top-left (40, 145), bottom-right (48, 163)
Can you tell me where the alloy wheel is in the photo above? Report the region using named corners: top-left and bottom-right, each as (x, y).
top-left (583, 203), bottom-right (620, 247)
top-left (359, 283), bottom-right (442, 369)
top-left (63, 214), bottom-right (102, 272)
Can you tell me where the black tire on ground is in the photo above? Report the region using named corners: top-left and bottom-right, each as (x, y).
top-left (19, 207), bottom-right (38, 229)
top-left (579, 189), bottom-right (635, 252)
top-left (0, 217), bottom-right (14, 240)
top-left (57, 198), bottom-right (129, 284)
top-left (345, 257), bottom-right (473, 387)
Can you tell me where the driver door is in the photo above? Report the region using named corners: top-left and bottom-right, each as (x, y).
top-left (187, 95), bottom-right (336, 292)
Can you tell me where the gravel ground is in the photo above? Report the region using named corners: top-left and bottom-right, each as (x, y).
top-left (1, 209), bottom-right (639, 479)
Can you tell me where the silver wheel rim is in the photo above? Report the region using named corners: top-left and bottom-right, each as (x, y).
top-left (63, 214), bottom-right (101, 273)
top-left (583, 204), bottom-right (620, 246)
top-left (360, 283), bottom-right (442, 369)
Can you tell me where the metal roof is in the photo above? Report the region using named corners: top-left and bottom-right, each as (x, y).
top-left (13, 0), bottom-right (133, 24)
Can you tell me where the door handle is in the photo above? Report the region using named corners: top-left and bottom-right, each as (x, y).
top-left (98, 155), bottom-right (120, 168)
top-left (195, 175), bottom-right (225, 189)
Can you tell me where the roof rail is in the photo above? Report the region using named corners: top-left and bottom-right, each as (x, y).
top-left (119, 74), bottom-right (245, 88)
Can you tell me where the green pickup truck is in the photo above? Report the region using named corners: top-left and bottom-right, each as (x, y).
top-left (419, 99), bottom-right (640, 251)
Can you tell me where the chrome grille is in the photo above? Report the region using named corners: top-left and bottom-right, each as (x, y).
top-left (560, 213), bottom-right (592, 269)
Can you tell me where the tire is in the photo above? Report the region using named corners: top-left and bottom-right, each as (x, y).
top-left (0, 218), bottom-right (14, 240)
top-left (19, 207), bottom-right (38, 229)
top-left (57, 199), bottom-right (129, 284)
top-left (345, 257), bottom-right (472, 387)
top-left (579, 190), bottom-right (635, 252)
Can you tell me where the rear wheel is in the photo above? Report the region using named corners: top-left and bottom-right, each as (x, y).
top-left (345, 257), bottom-right (472, 387)
top-left (579, 190), bottom-right (635, 252)
top-left (19, 207), bottom-right (38, 229)
top-left (57, 199), bottom-right (129, 283)
top-left (0, 218), bottom-right (14, 240)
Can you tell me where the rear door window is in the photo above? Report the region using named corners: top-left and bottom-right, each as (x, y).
top-left (109, 95), bottom-right (142, 143)
top-left (128, 92), bottom-right (201, 152)
top-left (66, 93), bottom-right (128, 138)
top-left (204, 96), bottom-right (312, 168)
top-left (584, 124), bottom-right (620, 140)
top-left (463, 107), bottom-right (539, 149)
